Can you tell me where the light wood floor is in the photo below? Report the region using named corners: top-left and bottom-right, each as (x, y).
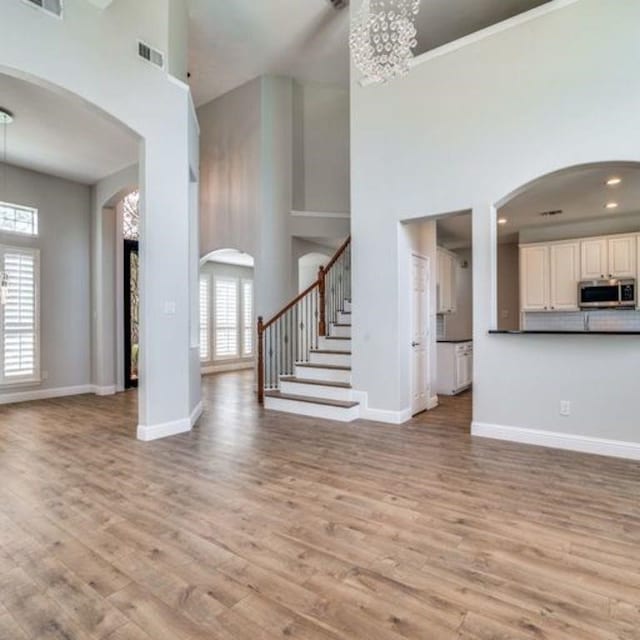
top-left (0, 372), bottom-right (639, 639)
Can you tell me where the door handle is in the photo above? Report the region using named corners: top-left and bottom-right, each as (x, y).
top-left (411, 341), bottom-right (421, 347)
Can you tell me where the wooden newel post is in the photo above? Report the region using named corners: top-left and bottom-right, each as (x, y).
top-left (257, 316), bottom-right (265, 404)
top-left (318, 266), bottom-right (326, 337)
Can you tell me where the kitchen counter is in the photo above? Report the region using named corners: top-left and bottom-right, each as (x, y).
top-left (437, 339), bottom-right (473, 343)
top-left (489, 330), bottom-right (640, 335)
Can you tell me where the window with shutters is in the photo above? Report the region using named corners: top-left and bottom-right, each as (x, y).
top-left (0, 246), bottom-right (40, 385)
top-left (0, 202), bottom-right (38, 237)
top-left (242, 280), bottom-right (254, 357)
top-left (199, 275), bottom-right (210, 361)
top-left (214, 277), bottom-right (239, 359)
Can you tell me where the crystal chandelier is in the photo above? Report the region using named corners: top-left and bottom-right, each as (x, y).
top-left (350, 0), bottom-right (421, 84)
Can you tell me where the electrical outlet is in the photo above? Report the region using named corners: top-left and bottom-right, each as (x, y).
top-left (560, 400), bottom-right (571, 417)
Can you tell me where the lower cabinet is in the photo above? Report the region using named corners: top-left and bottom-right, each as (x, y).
top-left (437, 341), bottom-right (473, 396)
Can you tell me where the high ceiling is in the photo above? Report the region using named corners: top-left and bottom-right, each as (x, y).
top-left (437, 164), bottom-right (640, 249)
top-left (0, 74), bottom-right (138, 185)
top-left (187, 0), bottom-right (552, 106)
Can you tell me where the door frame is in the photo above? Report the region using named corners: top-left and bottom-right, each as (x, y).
top-left (124, 238), bottom-right (139, 389)
top-left (410, 252), bottom-right (432, 416)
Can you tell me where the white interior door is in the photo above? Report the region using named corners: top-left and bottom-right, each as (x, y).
top-left (411, 254), bottom-right (430, 415)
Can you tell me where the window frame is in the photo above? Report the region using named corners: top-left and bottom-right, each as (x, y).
top-left (0, 201), bottom-right (39, 238)
top-left (199, 273), bottom-right (211, 362)
top-left (241, 278), bottom-right (254, 357)
top-left (0, 244), bottom-right (41, 387)
top-left (213, 276), bottom-right (240, 361)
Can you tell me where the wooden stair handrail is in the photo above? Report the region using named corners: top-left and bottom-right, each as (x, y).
top-left (257, 235), bottom-right (351, 404)
top-left (260, 236), bottom-right (351, 330)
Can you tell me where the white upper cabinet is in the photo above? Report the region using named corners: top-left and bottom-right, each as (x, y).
top-left (437, 249), bottom-right (457, 314)
top-left (522, 232), bottom-right (639, 314)
top-left (549, 242), bottom-right (580, 310)
top-left (521, 245), bottom-right (550, 311)
top-left (607, 235), bottom-right (636, 278)
top-left (581, 238), bottom-right (607, 280)
top-left (580, 234), bottom-right (637, 280)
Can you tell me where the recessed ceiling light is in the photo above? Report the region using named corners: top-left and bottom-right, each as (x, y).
top-left (498, 218), bottom-right (508, 225)
top-left (605, 202), bottom-right (619, 210)
top-left (606, 177), bottom-right (622, 186)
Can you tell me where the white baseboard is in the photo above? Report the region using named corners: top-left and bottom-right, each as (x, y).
top-left (428, 395), bottom-right (439, 410)
top-left (201, 361), bottom-right (253, 375)
top-left (137, 401), bottom-right (204, 443)
top-left (0, 384), bottom-right (94, 405)
top-left (472, 422), bottom-right (640, 461)
top-left (137, 417), bottom-right (191, 442)
top-left (353, 390), bottom-right (412, 424)
top-left (92, 385), bottom-right (117, 396)
top-left (190, 401), bottom-right (203, 427)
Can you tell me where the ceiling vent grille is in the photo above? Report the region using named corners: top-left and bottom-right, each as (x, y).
top-left (21, 0), bottom-right (63, 18)
top-left (137, 41), bottom-right (165, 70)
top-left (540, 209), bottom-right (563, 218)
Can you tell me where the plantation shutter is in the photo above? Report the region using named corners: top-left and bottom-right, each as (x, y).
top-left (242, 280), bottom-right (253, 356)
top-left (2, 247), bottom-right (39, 382)
top-left (199, 275), bottom-right (210, 361)
top-left (215, 278), bottom-right (238, 358)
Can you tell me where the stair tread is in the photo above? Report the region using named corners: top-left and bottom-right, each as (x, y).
top-left (281, 376), bottom-right (351, 389)
top-left (296, 363), bottom-right (351, 371)
top-left (311, 349), bottom-right (352, 355)
top-left (332, 323), bottom-right (352, 327)
top-left (265, 391), bottom-right (358, 409)
top-left (324, 337), bottom-right (350, 340)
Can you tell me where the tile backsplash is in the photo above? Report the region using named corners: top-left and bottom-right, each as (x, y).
top-left (523, 310), bottom-right (640, 332)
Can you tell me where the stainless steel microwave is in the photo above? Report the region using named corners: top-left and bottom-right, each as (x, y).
top-left (579, 279), bottom-right (636, 309)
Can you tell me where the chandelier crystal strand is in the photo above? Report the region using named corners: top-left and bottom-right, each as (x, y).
top-left (350, 0), bottom-right (420, 84)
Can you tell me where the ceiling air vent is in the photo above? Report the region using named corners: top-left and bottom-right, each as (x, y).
top-left (137, 41), bottom-right (165, 70)
top-left (540, 209), bottom-right (563, 218)
top-left (21, 0), bottom-right (63, 18)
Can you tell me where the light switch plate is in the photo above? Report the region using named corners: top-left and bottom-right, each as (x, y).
top-left (164, 301), bottom-right (176, 316)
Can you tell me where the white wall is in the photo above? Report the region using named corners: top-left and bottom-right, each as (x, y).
top-left (198, 77), bottom-right (351, 323)
top-left (0, 164), bottom-right (91, 396)
top-left (497, 243), bottom-right (519, 331)
top-left (351, 0), bottom-right (640, 447)
top-left (1, 0), bottom-right (200, 439)
top-left (444, 248), bottom-right (473, 340)
top-left (292, 82), bottom-right (350, 214)
top-left (199, 78), bottom-right (262, 259)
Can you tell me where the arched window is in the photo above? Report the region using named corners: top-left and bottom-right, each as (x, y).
top-left (123, 191), bottom-right (139, 241)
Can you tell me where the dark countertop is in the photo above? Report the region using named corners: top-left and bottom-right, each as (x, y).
top-left (437, 339), bottom-right (473, 343)
top-left (489, 330), bottom-right (640, 336)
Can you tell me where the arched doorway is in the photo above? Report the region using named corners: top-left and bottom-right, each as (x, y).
top-left (199, 249), bottom-right (256, 374)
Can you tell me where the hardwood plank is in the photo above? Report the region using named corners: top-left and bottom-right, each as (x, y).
top-left (0, 373), bottom-right (637, 640)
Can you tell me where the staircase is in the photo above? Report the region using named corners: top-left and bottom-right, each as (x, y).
top-left (257, 238), bottom-right (359, 422)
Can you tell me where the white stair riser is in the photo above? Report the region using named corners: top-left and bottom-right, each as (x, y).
top-left (330, 324), bottom-right (351, 338)
top-left (309, 351), bottom-right (351, 367)
top-left (279, 381), bottom-right (353, 402)
top-left (318, 337), bottom-right (351, 351)
top-left (264, 397), bottom-right (359, 422)
top-left (337, 311), bottom-right (351, 324)
top-left (343, 300), bottom-right (352, 313)
top-left (295, 365), bottom-right (352, 384)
